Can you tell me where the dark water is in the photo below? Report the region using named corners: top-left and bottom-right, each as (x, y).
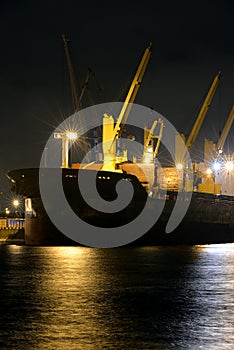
top-left (1, 244), bottom-right (234, 349)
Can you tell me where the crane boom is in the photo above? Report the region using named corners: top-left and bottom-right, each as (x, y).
top-left (102, 43), bottom-right (152, 171)
top-left (216, 105), bottom-right (234, 152)
top-left (62, 34), bottom-right (82, 112)
top-left (185, 71), bottom-right (221, 150)
top-left (79, 68), bottom-right (90, 102)
top-left (113, 43), bottom-right (152, 140)
top-left (142, 118), bottom-right (164, 163)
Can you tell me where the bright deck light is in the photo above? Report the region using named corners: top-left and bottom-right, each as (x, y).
top-left (213, 162), bottom-right (221, 171)
top-left (176, 163), bottom-right (183, 170)
top-left (225, 161), bottom-right (234, 171)
top-left (143, 154), bottom-right (152, 164)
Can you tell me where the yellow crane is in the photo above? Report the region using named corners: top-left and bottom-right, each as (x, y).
top-left (142, 119), bottom-right (164, 164)
top-left (216, 105), bottom-right (234, 153)
top-left (102, 43), bottom-right (152, 171)
top-left (176, 71), bottom-right (221, 168)
top-left (174, 71), bottom-right (221, 192)
top-left (199, 105), bottom-right (234, 195)
top-left (185, 71), bottom-right (221, 151)
top-left (203, 104), bottom-right (234, 166)
top-left (175, 72), bottom-right (221, 167)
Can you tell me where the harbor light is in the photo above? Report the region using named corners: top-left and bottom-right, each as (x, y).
top-left (54, 129), bottom-right (78, 168)
top-left (54, 130), bottom-right (78, 141)
top-left (13, 199), bottom-right (20, 208)
top-left (176, 163), bottom-right (183, 170)
top-left (13, 199), bottom-right (20, 218)
top-left (212, 161), bottom-right (221, 171)
top-left (142, 154), bottom-right (153, 164)
top-left (225, 161), bottom-right (234, 172)
top-left (142, 146), bottom-right (154, 164)
top-left (65, 131), bottom-right (78, 140)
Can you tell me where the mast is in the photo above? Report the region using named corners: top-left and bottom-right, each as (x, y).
top-left (113, 43), bottom-right (152, 141)
top-left (62, 34), bottom-right (82, 112)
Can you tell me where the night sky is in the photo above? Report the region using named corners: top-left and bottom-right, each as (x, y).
top-left (0, 0), bottom-right (234, 192)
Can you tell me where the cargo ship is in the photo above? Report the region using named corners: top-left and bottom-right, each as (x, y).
top-left (6, 165), bottom-right (234, 246)
top-left (6, 41), bottom-right (234, 246)
top-left (6, 99), bottom-right (234, 247)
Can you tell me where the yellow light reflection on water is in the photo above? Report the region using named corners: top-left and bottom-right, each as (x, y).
top-left (30, 246), bottom-right (120, 350)
top-left (49, 246), bottom-right (86, 258)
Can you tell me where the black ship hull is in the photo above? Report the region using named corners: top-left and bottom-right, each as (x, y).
top-left (7, 168), bottom-right (234, 246)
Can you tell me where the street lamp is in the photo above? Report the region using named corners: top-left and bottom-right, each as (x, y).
top-left (13, 199), bottom-right (19, 217)
top-left (12, 199), bottom-right (20, 228)
top-left (54, 130), bottom-right (78, 168)
top-left (13, 199), bottom-right (19, 208)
